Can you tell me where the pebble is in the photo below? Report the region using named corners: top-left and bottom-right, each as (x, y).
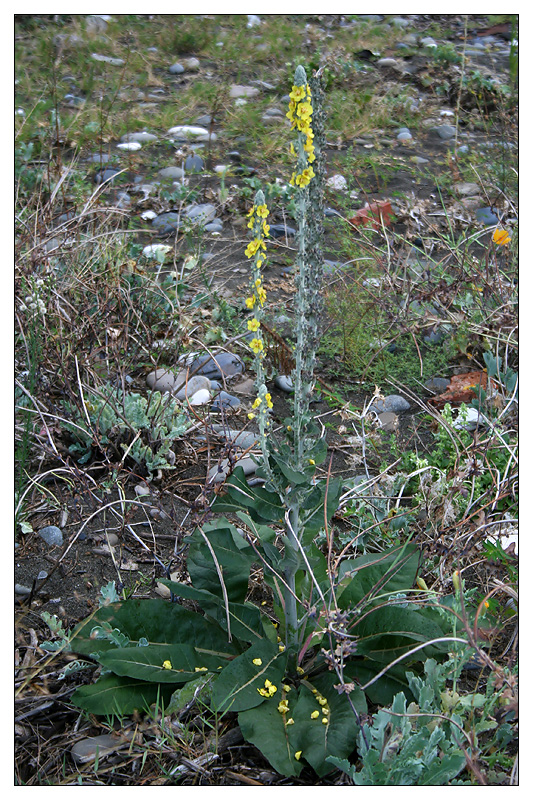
top-left (269, 223), bottom-right (296, 238)
top-left (453, 182), bottom-right (480, 197)
top-left (368, 395), bottom-right (410, 414)
top-left (208, 456), bottom-right (257, 484)
top-left (158, 166), bottom-right (185, 181)
top-left (155, 571), bottom-right (181, 599)
top-left (185, 352), bottom-right (244, 380)
top-left (167, 125), bottom-right (214, 142)
top-left (184, 203), bottom-right (216, 226)
top-left (421, 36), bottom-right (437, 48)
top-left (230, 85), bottom-right (260, 98)
top-left (378, 412), bottom-right (398, 432)
top-left (211, 391), bottom-right (241, 411)
top-left (184, 153), bottom-right (204, 172)
top-left (147, 368), bottom-right (178, 393)
top-left (106, 533), bottom-right (120, 546)
top-left (121, 132), bottom-right (158, 144)
top-left (38, 526), bottom-right (63, 547)
top-left (95, 168), bottom-right (120, 184)
top-left (91, 53), bottom-right (125, 66)
top-left (432, 124), bottom-right (456, 140)
top-left (232, 378), bottom-right (255, 395)
top-left (412, 156), bottom-right (429, 165)
top-left (326, 174), bottom-right (348, 190)
top-left (184, 57), bottom-right (200, 71)
top-left (212, 426), bottom-right (259, 450)
top-left (169, 63), bottom-right (185, 74)
top-left (71, 735), bottom-right (128, 766)
top-left (424, 377), bottom-right (450, 394)
top-left (377, 58), bottom-right (400, 68)
top-left (476, 207), bottom-right (500, 225)
top-left (152, 212), bottom-right (179, 233)
top-left (174, 374), bottom-right (211, 400)
top-left (191, 388), bottom-right (212, 406)
top-left (397, 129), bottom-right (413, 141)
top-left (86, 153), bottom-right (111, 164)
top-left (275, 375), bottom-right (293, 393)
top-left (15, 584), bottom-right (32, 597)
top-left (116, 142), bottom-right (141, 151)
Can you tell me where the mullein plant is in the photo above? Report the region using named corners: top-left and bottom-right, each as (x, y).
top-left (69, 67), bottom-right (458, 780)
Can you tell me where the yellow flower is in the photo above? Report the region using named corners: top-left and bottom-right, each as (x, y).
top-left (265, 392), bottom-right (273, 409)
top-left (286, 718), bottom-right (295, 726)
top-left (194, 666), bottom-right (208, 672)
top-left (493, 228), bottom-right (511, 246)
top-left (294, 167), bottom-right (315, 188)
top-left (322, 717), bottom-right (328, 725)
top-left (278, 700), bottom-right (290, 714)
top-left (318, 697), bottom-right (327, 706)
top-left (256, 204), bottom-right (269, 219)
top-left (294, 750), bottom-right (302, 761)
top-left (268, 684), bottom-right (277, 696)
top-left (247, 412), bottom-right (256, 420)
top-left (309, 458), bottom-right (315, 465)
top-left (278, 644), bottom-right (286, 652)
top-left (296, 666), bottom-right (304, 675)
top-left (253, 658), bottom-right (263, 666)
top-left (252, 396), bottom-right (262, 409)
top-left (262, 222), bottom-right (270, 237)
top-left (297, 101), bottom-right (313, 120)
top-left (247, 318), bottom-right (260, 332)
top-left (245, 239), bottom-right (261, 258)
top-left (311, 710), bottom-right (319, 719)
top-left (290, 85), bottom-right (307, 102)
top-left (283, 684), bottom-right (291, 693)
top-left (162, 660), bottom-right (172, 670)
top-left (245, 296), bottom-right (256, 309)
top-left (257, 287), bottom-right (267, 306)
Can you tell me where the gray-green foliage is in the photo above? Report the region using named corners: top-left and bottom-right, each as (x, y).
top-left (329, 658), bottom-right (468, 785)
top-left (63, 384), bottom-right (191, 473)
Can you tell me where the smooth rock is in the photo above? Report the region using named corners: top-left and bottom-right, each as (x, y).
top-left (453, 182), bottom-right (480, 197)
top-left (412, 156), bottom-right (429, 165)
top-left (368, 395), bottom-right (410, 414)
top-left (421, 36), bottom-right (437, 48)
top-left (432, 124), bottom-right (456, 140)
top-left (213, 427), bottom-right (259, 450)
top-left (460, 196), bottom-right (483, 211)
top-left (147, 369), bottom-right (177, 393)
top-left (184, 203), bottom-right (216, 225)
top-left (106, 533), bottom-right (120, 546)
top-left (326, 174), bottom-right (348, 190)
top-left (85, 15), bottom-right (109, 33)
top-left (167, 125), bottom-right (211, 139)
top-left (121, 132), bottom-right (158, 144)
top-left (378, 412), bottom-right (398, 432)
top-left (86, 153), bottom-right (110, 164)
top-left (377, 58), bottom-right (399, 68)
top-left (152, 212), bottom-right (179, 232)
top-left (275, 375), bottom-right (293, 393)
top-left (71, 735), bottom-right (128, 765)
top-left (269, 223), bottom-right (296, 238)
top-left (230, 85), bottom-right (260, 98)
top-left (158, 166), bottom-right (185, 180)
top-left (189, 388), bottom-right (211, 406)
top-left (116, 142), bottom-right (141, 151)
top-left (175, 375), bottom-right (211, 400)
top-left (208, 456), bottom-right (257, 484)
top-left (38, 526), bottom-right (63, 547)
top-left (184, 153), bottom-right (204, 172)
top-left (134, 484), bottom-right (151, 497)
top-left (91, 53), bottom-right (124, 66)
top-left (184, 57), bottom-right (200, 70)
top-left (169, 63), bottom-right (185, 74)
top-left (424, 377), bottom-right (450, 394)
top-left (476, 207), bottom-right (500, 225)
top-left (95, 168), bottom-right (120, 184)
top-left (232, 378), bottom-right (255, 395)
top-left (397, 130), bottom-right (412, 141)
top-left (15, 584), bottom-right (32, 596)
top-left (211, 391), bottom-right (241, 411)
top-left (187, 352), bottom-right (244, 380)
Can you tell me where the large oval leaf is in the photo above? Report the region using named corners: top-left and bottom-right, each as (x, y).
top-left (71, 673), bottom-right (175, 716)
top-left (211, 639), bottom-right (287, 714)
top-left (98, 643), bottom-right (228, 683)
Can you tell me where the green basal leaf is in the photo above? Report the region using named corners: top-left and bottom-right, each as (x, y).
top-left (161, 580), bottom-right (268, 644)
top-left (345, 660), bottom-right (414, 706)
top-left (71, 673), bottom-right (175, 716)
top-left (336, 543), bottom-right (420, 609)
top-left (69, 599), bottom-right (242, 660)
top-left (186, 520), bottom-right (255, 603)
top-left (354, 605), bottom-right (447, 663)
top-left (98, 643), bottom-right (229, 684)
top-left (289, 672), bottom-right (367, 777)
top-left (238, 696), bottom-right (303, 778)
top-left (211, 639), bottom-right (287, 715)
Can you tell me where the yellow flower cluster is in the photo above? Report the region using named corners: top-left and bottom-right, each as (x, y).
top-left (287, 82), bottom-right (316, 188)
top-left (257, 678), bottom-right (277, 698)
top-left (311, 691), bottom-right (330, 725)
top-left (248, 391), bottom-right (273, 421)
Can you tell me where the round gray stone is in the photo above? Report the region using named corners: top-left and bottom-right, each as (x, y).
top-left (275, 375), bottom-right (293, 393)
top-left (189, 352), bottom-right (244, 380)
top-left (369, 395), bottom-right (410, 414)
top-left (146, 369), bottom-right (178, 393)
top-left (424, 377), bottom-right (450, 394)
top-left (211, 391), bottom-right (241, 411)
top-left (121, 132), bottom-right (158, 144)
top-left (476, 207), bottom-right (500, 225)
top-left (158, 166), bottom-right (185, 180)
top-left (184, 153), bottom-right (204, 172)
top-left (184, 203), bottom-right (216, 225)
top-left (453, 182), bottom-right (480, 197)
top-left (174, 374), bottom-right (211, 400)
top-left (433, 124), bottom-right (456, 140)
top-left (169, 63), bottom-right (185, 74)
top-left (39, 526), bottom-right (63, 547)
